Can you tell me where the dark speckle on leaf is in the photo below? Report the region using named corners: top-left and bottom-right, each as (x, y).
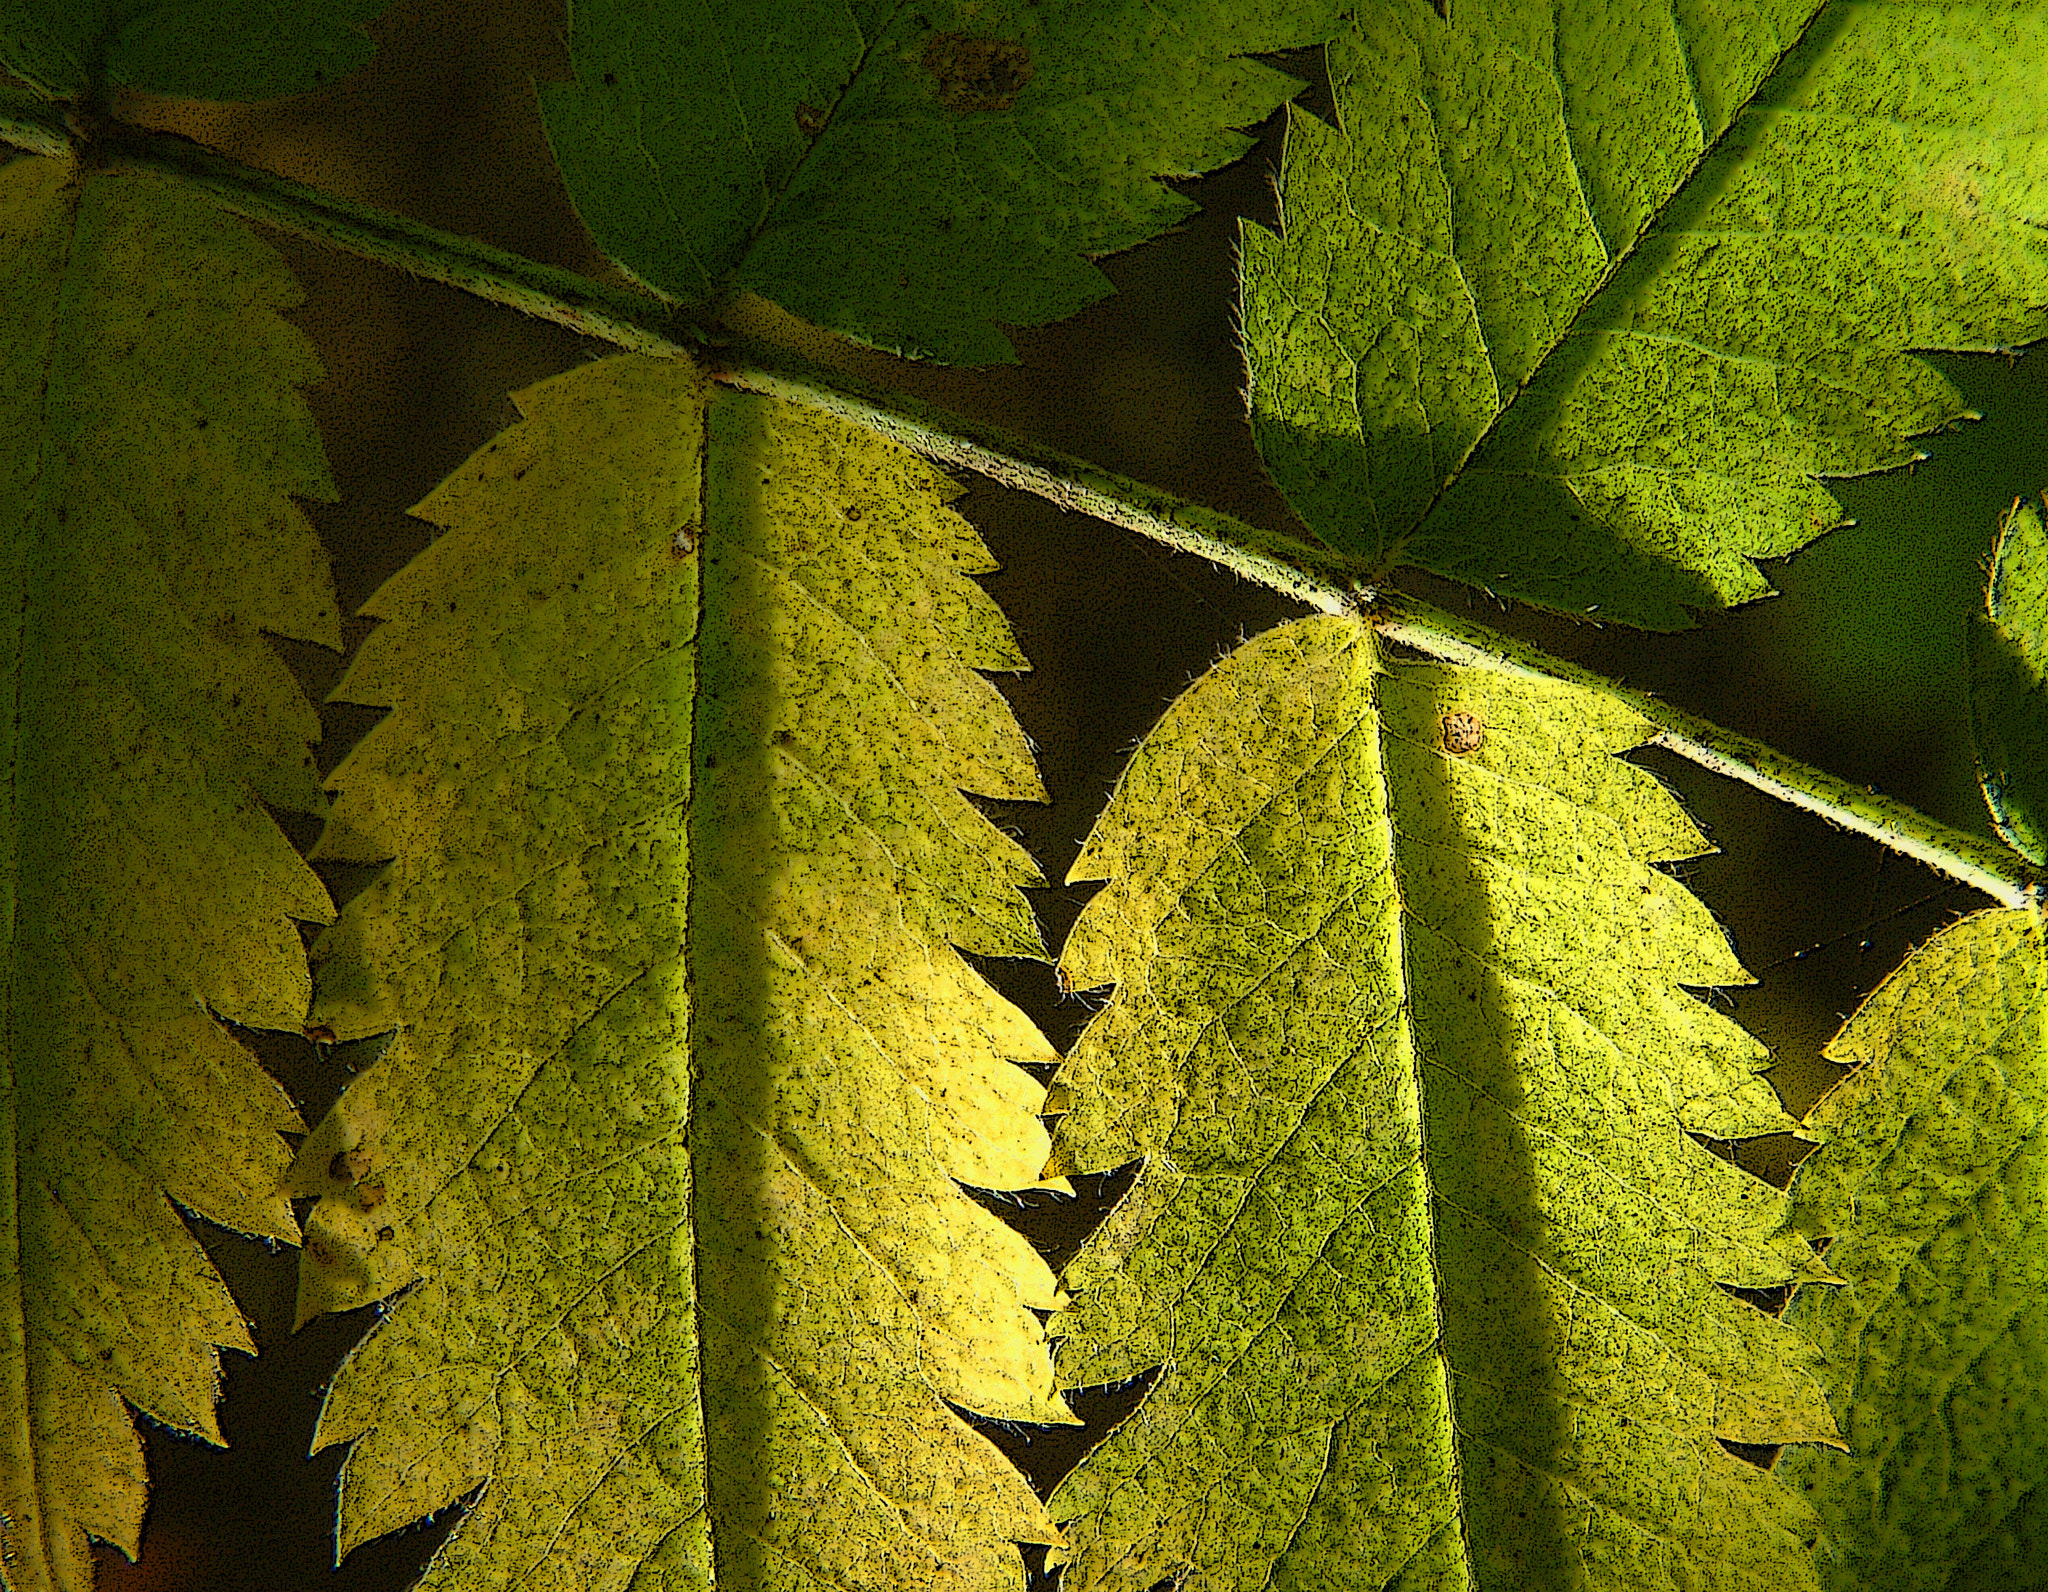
top-left (921, 32), bottom-right (1033, 113)
top-left (602, 71), bottom-right (617, 86)
top-left (1440, 711), bottom-right (1485, 755)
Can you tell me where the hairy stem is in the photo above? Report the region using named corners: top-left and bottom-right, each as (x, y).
top-left (711, 342), bottom-right (1370, 609)
top-left (1372, 592), bottom-right (2039, 910)
top-left (2, 102), bottom-right (705, 353)
top-left (5, 105), bottom-right (2032, 905)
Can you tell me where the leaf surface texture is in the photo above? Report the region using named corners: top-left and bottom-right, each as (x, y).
top-left (1241, 0), bottom-right (2048, 626)
top-left (1045, 616), bottom-right (1835, 1592)
top-left (540, 0), bottom-right (1339, 363)
top-left (0, 156), bottom-right (336, 1592)
top-left (1779, 908), bottom-right (2048, 1591)
top-left (288, 353), bottom-right (1071, 1591)
top-left (0, 0), bottom-right (389, 100)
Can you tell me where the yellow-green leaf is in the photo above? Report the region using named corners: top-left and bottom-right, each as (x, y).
top-left (0, 154), bottom-right (337, 1592)
top-left (288, 352), bottom-right (1070, 1591)
top-left (1046, 616), bottom-right (1835, 1592)
top-left (1780, 909), bottom-right (2048, 1591)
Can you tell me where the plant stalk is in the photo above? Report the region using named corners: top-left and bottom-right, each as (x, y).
top-left (1371, 592), bottom-right (2038, 910)
top-left (1, 100), bottom-right (706, 353)
top-left (711, 343), bottom-right (1371, 611)
top-left (5, 104), bottom-right (2032, 906)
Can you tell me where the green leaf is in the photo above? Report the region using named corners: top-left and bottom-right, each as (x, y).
top-left (1778, 908), bottom-right (2048, 1592)
top-left (0, 155), bottom-right (337, 1592)
top-left (1968, 496), bottom-right (2048, 865)
top-left (539, 0), bottom-right (1339, 364)
top-left (0, 0), bottom-right (390, 102)
top-left (1043, 616), bottom-right (1836, 1592)
top-left (1241, 1), bottom-right (2048, 628)
top-left (287, 352), bottom-right (1072, 1590)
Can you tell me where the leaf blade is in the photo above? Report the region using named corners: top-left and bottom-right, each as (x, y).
top-left (0, 155), bottom-right (336, 1592)
top-left (1243, 1), bottom-right (2048, 627)
top-left (1779, 908), bottom-right (2048, 1592)
top-left (1968, 496), bottom-right (2048, 865)
top-left (540, 0), bottom-right (1341, 363)
top-left (1046, 616), bottom-right (1832, 1592)
top-left (290, 352), bottom-right (1068, 1591)
top-left (0, 0), bottom-right (390, 101)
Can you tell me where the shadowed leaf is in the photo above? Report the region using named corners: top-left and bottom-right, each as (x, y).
top-left (541, 0), bottom-right (1341, 363)
top-left (0, 155), bottom-right (336, 1592)
top-left (1242, 1), bottom-right (2048, 627)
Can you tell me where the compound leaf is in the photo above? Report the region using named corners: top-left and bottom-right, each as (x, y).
top-left (1779, 909), bottom-right (2048, 1592)
top-left (287, 352), bottom-right (1070, 1592)
top-left (1242, 1), bottom-right (2048, 627)
top-left (1045, 616), bottom-right (1835, 1592)
top-left (540, 0), bottom-right (1340, 364)
top-left (0, 154), bottom-right (336, 1592)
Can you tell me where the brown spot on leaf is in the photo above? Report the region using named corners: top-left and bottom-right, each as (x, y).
top-left (302, 1023), bottom-right (336, 1046)
top-left (1440, 711), bottom-right (1484, 755)
top-left (670, 523), bottom-right (700, 558)
top-left (377, 1226), bottom-right (396, 1243)
top-left (921, 32), bottom-right (1033, 113)
top-left (795, 101), bottom-right (826, 137)
top-left (357, 1182), bottom-right (386, 1211)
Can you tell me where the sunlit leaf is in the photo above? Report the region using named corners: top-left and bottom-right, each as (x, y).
top-left (1780, 908), bottom-right (2048, 1592)
top-left (287, 352), bottom-right (1070, 1592)
top-left (1045, 616), bottom-right (1835, 1592)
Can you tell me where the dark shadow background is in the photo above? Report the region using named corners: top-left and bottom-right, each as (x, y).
top-left (34, 0), bottom-right (2044, 1586)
